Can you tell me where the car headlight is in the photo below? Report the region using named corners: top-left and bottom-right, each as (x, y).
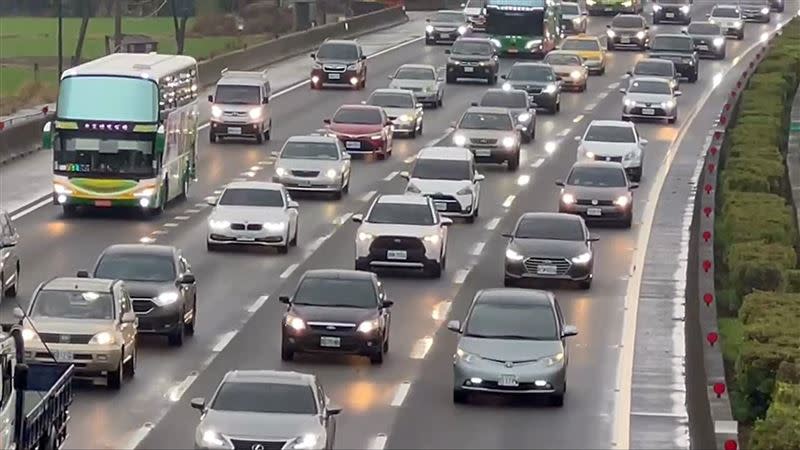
top-left (502, 136), bottom-right (516, 149)
top-left (458, 25), bottom-right (467, 35)
top-left (426, 24), bottom-right (434, 33)
top-left (456, 347), bottom-right (481, 363)
top-left (154, 291), bottom-right (180, 306)
top-left (264, 222), bottom-right (286, 232)
top-left (572, 17), bottom-right (582, 23)
top-left (622, 0), bottom-right (632, 6)
top-left (662, 100), bottom-right (675, 109)
top-left (275, 167), bottom-right (287, 177)
top-left (543, 83), bottom-right (557, 94)
top-left (201, 430), bottom-right (228, 448)
top-left (22, 328), bottom-right (37, 342)
top-left (542, 352), bottom-right (565, 366)
top-left (560, 193), bottom-right (575, 205)
top-left (505, 248), bottom-right (524, 261)
top-left (652, 4), bottom-right (662, 11)
top-left (456, 186), bottom-right (473, 195)
top-left (680, 5), bottom-right (690, 13)
top-left (570, 70), bottom-right (582, 80)
top-left (571, 252), bottom-right (592, 264)
top-left (607, 29), bottom-right (616, 37)
top-left (636, 31), bottom-right (646, 40)
top-left (761, 7), bottom-right (769, 14)
top-left (211, 105), bottom-right (222, 118)
top-left (406, 183), bottom-right (422, 194)
top-left (614, 195), bottom-right (630, 207)
top-left (325, 169), bottom-right (338, 179)
top-left (624, 98), bottom-right (635, 107)
top-left (358, 232), bottom-right (374, 242)
top-left (89, 331), bottom-right (116, 345)
top-left (502, 82), bottom-right (512, 91)
top-left (398, 114), bottom-right (412, 123)
top-left (248, 108), bottom-right (261, 120)
top-left (490, 38), bottom-right (502, 47)
top-left (286, 314), bottom-right (306, 331)
top-left (423, 234), bottom-right (441, 245)
top-left (713, 37), bottom-right (725, 47)
top-left (453, 133), bottom-right (467, 146)
top-left (357, 319), bottom-right (380, 334)
top-left (734, 20), bottom-right (743, 28)
top-left (289, 433), bottom-right (320, 450)
top-left (624, 149), bottom-right (639, 160)
top-left (347, 64), bottom-right (357, 70)
top-left (208, 219), bottom-right (230, 230)
top-left (370, 134), bottom-right (383, 141)
top-left (517, 112), bottom-right (531, 122)
top-left (586, 0), bottom-right (595, 4)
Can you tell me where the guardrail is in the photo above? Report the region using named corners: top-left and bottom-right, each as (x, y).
top-left (0, 6), bottom-right (409, 166)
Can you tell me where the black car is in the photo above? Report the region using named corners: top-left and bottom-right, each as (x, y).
top-left (445, 37), bottom-right (499, 85)
top-left (738, 0), bottom-right (771, 22)
top-left (476, 88), bottom-right (536, 142)
top-left (279, 270), bottom-right (393, 364)
top-left (426, 10), bottom-right (469, 45)
top-left (652, 0), bottom-right (692, 24)
top-left (685, 22), bottom-right (727, 59)
top-left (503, 213), bottom-right (597, 289)
top-left (310, 40), bottom-right (367, 90)
top-left (88, 244), bottom-right (197, 346)
top-left (606, 14), bottom-right (650, 50)
top-left (648, 34), bottom-right (699, 83)
top-left (770, 0), bottom-right (784, 12)
top-left (501, 62), bottom-right (561, 114)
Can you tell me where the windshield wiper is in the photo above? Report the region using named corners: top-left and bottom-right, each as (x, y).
top-left (485, 335), bottom-right (547, 340)
top-left (293, 302), bottom-right (362, 308)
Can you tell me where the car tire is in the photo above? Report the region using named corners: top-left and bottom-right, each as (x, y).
top-left (369, 346), bottom-right (384, 365)
top-left (425, 38), bottom-right (434, 45)
top-left (290, 223), bottom-right (298, 247)
top-left (622, 212), bottom-right (633, 229)
top-left (168, 315), bottom-right (185, 346)
top-left (333, 188), bottom-right (343, 200)
top-left (383, 334), bottom-right (390, 353)
top-left (277, 243), bottom-right (289, 254)
top-left (555, 100), bottom-right (561, 113)
top-left (255, 129), bottom-right (264, 144)
top-left (550, 391), bottom-right (565, 407)
top-left (668, 115), bottom-right (676, 124)
top-left (653, 17), bottom-right (660, 24)
top-left (418, 121), bottom-right (423, 135)
top-left (446, 73), bottom-right (455, 84)
top-left (124, 343), bottom-right (136, 377)
top-left (281, 342), bottom-right (295, 361)
top-left (107, 354), bottom-right (124, 390)
top-left (688, 71), bottom-right (698, 83)
top-left (355, 260), bottom-right (370, 272)
top-left (409, 126), bottom-right (417, 138)
top-left (185, 297), bottom-right (197, 336)
top-left (521, 129), bottom-right (532, 143)
top-left (504, 276), bottom-right (515, 287)
top-left (737, 33), bottom-right (744, 41)
top-left (264, 120), bottom-right (272, 141)
top-left (438, 96), bottom-right (443, 107)
top-left (507, 152), bottom-right (520, 171)
top-left (206, 241), bottom-right (219, 252)
top-left (465, 213), bottom-right (475, 224)
top-left (428, 260), bottom-right (442, 278)
top-left (453, 389), bottom-right (469, 404)
top-left (631, 167), bottom-right (643, 182)
top-left (377, 151), bottom-right (387, 160)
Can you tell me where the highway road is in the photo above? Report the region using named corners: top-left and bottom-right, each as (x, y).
top-left (1, 4), bottom-right (795, 450)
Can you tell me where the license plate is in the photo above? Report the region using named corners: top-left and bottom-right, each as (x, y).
top-left (95, 200), bottom-right (112, 207)
top-left (621, 37), bottom-right (630, 43)
top-left (604, 7), bottom-right (612, 11)
top-left (228, 127), bottom-right (242, 135)
top-left (507, 48), bottom-right (519, 53)
top-left (238, 237), bottom-right (255, 242)
top-left (464, 67), bottom-right (474, 73)
top-left (298, 180), bottom-right (312, 187)
top-left (642, 108), bottom-right (655, 115)
top-left (434, 201), bottom-right (447, 211)
top-left (499, 375), bottom-right (519, 387)
top-left (537, 265), bottom-right (558, 275)
top-left (387, 250), bottom-right (407, 260)
top-left (53, 350), bottom-right (73, 362)
top-left (587, 207), bottom-right (602, 216)
top-left (441, 33), bottom-right (450, 38)
top-left (666, 12), bottom-right (675, 17)
top-left (345, 141), bottom-right (361, 149)
top-left (698, 44), bottom-right (709, 51)
top-left (328, 73), bottom-right (341, 80)
top-left (475, 149), bottom-right (492, 157)
top-left (320, 336), bottom-right (341, 348)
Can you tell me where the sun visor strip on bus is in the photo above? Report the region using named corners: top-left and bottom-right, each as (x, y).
top-left (487, 0), bottom-right (547, 10)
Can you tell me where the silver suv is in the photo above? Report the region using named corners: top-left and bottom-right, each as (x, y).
top-left (0, 210), bottom-right (20, 303)
top-left (209, 70), bottom-right (273, 144)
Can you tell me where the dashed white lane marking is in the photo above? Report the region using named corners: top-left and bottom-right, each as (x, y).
top-left (516, 174), bottom-right (531, 186)
top-left (556, 128), bottom-right (571, 137)
top-left (121, 424), bottom-right (153, 450)
top-left (431, 300), bottom-right (452, 321)
top-left (403, 156), bottom-right (416, 164)
top-left (151, 230), bottom-right (168, 235)
top-left (360, 190), bottom-right (377, 202)
top-left (609, 81), bottom-right (620, 89)
top-left (453, 269), bottom-right (469, 285)
top-left (486, 217), bottom-right (501, 230)
top-left (585, 102), bottom-right (597, 111)
top-left (212, 331), bottom-right (237, 352)
top-left (530, 157), bottom-right (545, 168)
top-left (174, 215), bottom-right (191, 220)
top-left (502, 195), bottom-right (515, 208)
top-left (212, 189), bottom-right (223, 195)
top-left (384, 171), bottom-right (399, 181)
top-left (280, 263), bottom-right (299, 279)
top-left (242, 171), bottom-right (257, 178)
top-left (597, 91), bottom-right (608, 100)
top-left (333, 212), bottom-right (353, 225)
top-left (545, 141), bottom-right (558, 154)
top-left (368, 434), bottom-right (388, 450)
top-left (166, 373), bottom-right (198, 402)
top-left (471, 242), bottom-right (485, 256)
top-left (184, 208), bottom-right (201, 214)
top-left (10, 198), bottom-right (51, 221)
top-left (139, 236), bottom-right (156, 244)
top-left (573, 114), bottom-right (585, 123)
top-left (258, 160), bottom-right (272, 166)
top-left (306, 234), bottom-right (330, 255)
top-left (231, 177), bottom-right (247, 182)
top-left (248, 295), bottom-right (270, 313)
top-left (410, 336), bottom-right (434, 359)
top-left (390, 382), bottom-right (412, 406)
top-left (195, 202), bottom-right (209, 208)
top-left (164, 223), bottom-right (179, 228)
top-left (250, 165), bottom-right (262, 171)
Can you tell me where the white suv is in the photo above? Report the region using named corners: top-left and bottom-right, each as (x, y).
top-left (401, 147), bottom-right (484, 223)
top-left (575, 120), bottom-right (648, 181)
top-left (353, 195), bottom-right (452, 278)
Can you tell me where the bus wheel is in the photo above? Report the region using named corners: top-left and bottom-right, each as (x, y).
top-left (149, 186), bottom-right (166, 217)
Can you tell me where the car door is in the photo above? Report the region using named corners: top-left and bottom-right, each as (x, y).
top-left (117, 285), bottom-right (137, 358)
top-left (178, 254), bottom-right (196, 307)
top-left (376, 280), bottom-right (391, 333)
top-left (284, 189), bottom-right (298, 232)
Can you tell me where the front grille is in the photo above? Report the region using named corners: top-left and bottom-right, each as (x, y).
top-left (477, 380), bottom-right (551, 391)
top-left (370, 236), bottom-right (426, 260)
top-left (457, 61), bottom-right (481, 67)
top-left (526, 87), bottom-right (543, 94)
top-left (308, 322), bottom-right (357, 332)
top-left (469, 138), bottom-right (498, 146)
top-left (323, 64), bottom-right (347, 72)
top-left (38, 333), bottom-right (93, 344)
top-left (594, 155), bottom-right (623, 163)
top-left (229, 439), bottom-right (286, 450)
top-left (427, 194), bottom-right (462, 212)
top-left (523, 257), bottom-right (571, 275)
top-left (630, 106), bottom-right (667, 116)
top-left (576, 199), bottom-right (614, 206)
top-left (222, 111), bottom-right (248, 118)
top-left (291, 170), bottom-right (320, 178)
top-left (132, 298), bottom-right (156, 314)
top-left (230, 223), bottom-right (263, 231)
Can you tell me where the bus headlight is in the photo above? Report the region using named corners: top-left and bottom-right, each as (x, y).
top-left (248, 108), bottom-right (261, 120)
top-left (211, 105), bottom-right (222, 118)
top-left (54, 184), bottom-right (73, 195)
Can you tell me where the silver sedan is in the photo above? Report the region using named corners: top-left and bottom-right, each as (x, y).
top-left (365, 89), bottom-right (424, 137)
top-left (621, 76), bottom-right (682, 123)
top-left (388, 64), bottom-right (445, 107)
top-left (273, 135), bottom-right (352, 198)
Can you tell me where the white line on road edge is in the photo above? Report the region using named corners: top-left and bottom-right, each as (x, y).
top-left (166, 373), bottom-right (199, 402)
top-left (368, 434), bottom-right (388, 450)
top-left (333, 212), bottom-right (353, 225)
top-left (248, 295), bottom-right (270, 313)
top-left (163, 223), bottom-right (179, 228)
top-left (174, 215), bottom-right (191, 220)
top-left (585, 102), bottom-right (597, 111)
top-left (502, 195), bottom-right (515, 208)
top-left (556, 128), bottom-right (571, 137)
top-left (516, 174), bottom-right (531, 186)
top-left (572, 114), bottom-right (584, 123)
top-left (384, 171), bottom-right (399, 181)
top-left (360, 190), bottom-right (377, 202)
top-left (431, 300), bottom-right (452, 321)
top-left (305, 234), bottom-right (330, 255)
top-left (530, 158), bottom-right (545, 168)
top-left (403, 156), bottom-right (416, 164)
top-left (280, 263), bottom-right (299, 279)
top-left (410, 336), bottom-right (434, 359)
top-left (10, 197), bottom-right (50, 221)
top-left (453, 268), bottom-right (469, 285)
top-left (212, 331), bottom-right (237, 352)
top-left (471, 242), bottom-right (485, 256)
top-left (486, 217), bottom-right (501, 230)
top-left (390, 382), bottom-right (412, 406)
top-left (608, 81), bottom-right (620, 89)
top-left (120, 423), bottom-right (154, 450)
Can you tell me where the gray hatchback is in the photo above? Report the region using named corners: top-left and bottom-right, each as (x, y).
top-left (557, 161), bottom-right (638, 228)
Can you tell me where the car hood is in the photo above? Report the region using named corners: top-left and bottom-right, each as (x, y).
top-left (201, 411), bottom-right (324, 441)
top-left (27, 318), bottom-right (114, 336)
top-left (121, 280), bottom-right (177, 299)
top-left (358, 222), bottom-right (438, 238)
top-left (569, 50), bottom-right (602, 61)
top-left (551, 64), bottom-right (585, 76)
top-left (649, 50), bottom-right (693, 58)
top-left (458, 336), bottom-right (563, 362)
top-left (564, 185), bottom-right (629, 201)
top-left (580, 140), bottom-right (640, 156)
top-left (449, 54), bottom-right (492, 63)
top-left (562, 13), bottom-right (580, 19)
top-left (210, 205), bottom-right (288, 223)
top-left (408, 178), bottom-right (472, 195)
top-left (290, 305), bottom-right (376, 324)
top-left (381, 106), bottom-right (415, 119)
top-left (624, 92), bottom-right (672, 104)
top-left (710, 17), bottom-right (740, 24)
top-left (508, 79), bottom-right (554, 89)
top-left (328, 123), bottom-right (383, 136)
top-left (455, 128), bottom-right (515, 140)
top-left (213, 103), bottom-right (259, 112)
top-left (276, 159), bottom-right (343, 172)
top-left (508, 238), bottom-right (587, 259)
top-left (611, 26), bottom-right (645, 33)
top-left (389, 79), bottom-right (436, 90)
top-left (430, 21), bottom-right (462, 29)
top-left (315, 58), bottom-right (357, 66)
top-left (690, 33), bottom-right (720, 39)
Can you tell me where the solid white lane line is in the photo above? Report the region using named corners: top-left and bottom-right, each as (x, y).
top-left (174, 215), bottom-right (191, 220)
top-left (164, 223), bottom-right (179, 228)
top-left (403, 156), bottom-right (416, 164)
top-left (530, 157), bottom-right (545, 168)
top-left (502, 195), bottom-right (515, 208)
top-left (10, 198), bottom-right (51, 221)
top-left (184, 208), bottom-right (201, 214)
top-left (609, 81), bottom-right (620, 89)
top-left (556, 128), bottom-right (571, 137)
top-left (212, 331), bottom-right (237, 352)
top-left (384, 171), bottom-right (399, 181)
top-left (248, 295), bottom-right (270, 313)
top-left (333, 212), bottom-right (353, 225)
top-left (166, 373), bottom-right (199, 402)
top-left (306, 235), bottom-right (330, 254)
top-left (486, 217), bottom-right (501, 230)
top-left (471, 242), bottom-right (485, 256)
top-left (410, 336), bottom-right (434, 359)
top-left (585, 102), bottom-right (597, 111)
top-left (573, 114), bottom-right (584, 123)
top-left (516, 174), bottom-right (531, 186)
top-left (431, 300), bottom-right (452, 322)
top-left (368, 434), bottom-right (388, 450)
top-left (360, 190), bottom-right (377, 202)
top-left (390, 382), bottom-right (412, 406)
top-left (453, 269), bottom-right (469, 285)
top-left (597, 91), bottom-right (608, 100)
top-left (280, 263), bottom-right (299, 279)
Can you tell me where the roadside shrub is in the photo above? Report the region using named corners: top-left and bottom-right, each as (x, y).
top-left (749, 72), bottom-right (792, 95)
top-left (728, 124), bottom-right (783, 149)
top-left (749, 381), bottom-right (800, 450)
top-left (723, 157), bottom-right (785, 194)
top-left (726, 241), bottom-right (795, 300)
top-left (717, 192), bottom-right (795, 249)
top-left (719, 318), bottom-right (744, 364)
top-left (738, 93), bottom-right (786, 121)
top-left (722, 169), bottom-right (771, 194)
top-left (755, 57), bottom-right (799, 87)
top-left (728, 143), bottom-right (782, 161)
top-left (784, 270), bottom-right (800, 293)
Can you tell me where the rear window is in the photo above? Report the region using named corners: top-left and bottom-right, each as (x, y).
top-left (612, 16), bottom-right (645, 28)
top-left (561, 39), bottom-right (600, 51)
top-left (545, 54), bottom-right (582, 66)
top-left (394, 67), bottom-right (436, 80)
top-left (412, 158), bottom-right (472, 181)
top-left (514, 217), bottom-right (585, 241)
top-left (333, 108), bottom-right (382, 125)
top-left (712, 7), bottom-right (740, 17)
top-left (508, 64), bottom-right (556, 82)
top-left (634, 60), bottom-right (674, 76)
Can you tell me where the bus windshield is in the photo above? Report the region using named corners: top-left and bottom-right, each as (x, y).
top-left (54, 134), bottom-right (155, 177)
top-left (486, 8), bottom-right (545, 37)
top-left (58, 76), bottom-right (159, 123)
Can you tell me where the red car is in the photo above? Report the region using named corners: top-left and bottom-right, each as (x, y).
top-left (324, 105), bottom-right (393, 159)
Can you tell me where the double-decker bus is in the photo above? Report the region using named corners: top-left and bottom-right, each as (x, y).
top-left (485, 0), bottom-right (561, 57)
top-left (42, 53), bottom-right (199, 216)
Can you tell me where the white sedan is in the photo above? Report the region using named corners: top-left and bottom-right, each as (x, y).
top-left (206, 181), bottom-right (299, 254)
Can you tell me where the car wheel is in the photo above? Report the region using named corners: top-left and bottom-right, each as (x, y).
top-left (124, 343), bottom-right (137, 377)
top-left (504, 276), bottom-right (516, 287)
top-left (418, 121), bottom-right (423, 135)
top-left (409, 126), bottom-right (417, 138)
top-left (107, 354), bottom-right (124, 390)
top-left (369, 346), bottom-right (384, 365)
top-left (255, 129), bottom-right (264, 144)
top-left (355, 260), bottom-right (369, 272)
top-left (555, 100), bottom-right (561, 113)
top-left (607, 42), bottom-right (614, 51)
top-left (453, 389), bottom-right (469, 404)
top-left (438, 96), bottom-right (443, 107)
top-left (622, 212), bottom-right (633, 229)
top-left (653, 17), bottom-right (660, 24)
top-left (168, 315), bottom-right (185, 346)
top-left (277, 242), bottom-right (289, 254)
top-left (465, 213), bottom-right (475, 224)
top-left (428, 261), bottom-right (442, 279)
top-left (507, 152), bottom-right (520, 171)
top-left (264, 120), bottom-right (272, 141)
top-left (290, 223), bottom-right (298, 247)
top-left (631, 167), bottom-right (642, 182)
top-left (521, 129), bottom-right (532, 143)
top-left (185, 297), bottom-right (197, 336)
top-left (383, 333), bottom-right (390, 353)
top-left (209, 132), bottom-right (217, 143)
top-left (377, 151), bottom-right (386, 160)
top-left (206, 241), bottom-right (218, 252)
top-left (425, 38), bottom-right (434, 45)
top-left (446, 74), bottom-right (455, 84)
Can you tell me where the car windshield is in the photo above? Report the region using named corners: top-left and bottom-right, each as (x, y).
top-left (634, 61), bottom-right (673, 76)
top-left (316, 43), bottom-right (358, 60)
top-left (395, 67), bottom-right (436, 80)
top-left (657, 0), bottom-right (686, 4)
top-left (561, 39), bottom-right (600, 51)
top-left (480, 91), bottom-right (527, 108)
top-left (369, 93), bottom-right (414, 108)
top-left (712, 7), bottom-right (739, 17)
top-left (514, 217), bottom-right (585, 240)
top-left (94, 254), bottom-right (175, 282)
top-left (333, 108), bottom-right (382, 125)
top-left (561, 4), bottom-right (580, 14)
top-left (281, 141), bottom-right (339, 160)
top-left (412, 158), bottom-right (471, 181)
top-left (612, 16), bottom-right (645, 28)
top-left (688, 23), bottom-right (721, 34)
top-left (459, 112), bottom-right (512, 130)
top-left (293, 277), bottom-right (377, 308)
top-left (451, 40), bottom-right (494, 56)
top-left (628, 80), bottom-right (671, 94)
top-left (212, 382), bottom-right (317, 414)
top-left (31, 290), bottom-right (114, 320)
top-left (432, 12), bottom-right (464, 22)
top-left (567, 166), bottom-right (627, 187)
top-left (214, 85), bottom-right (260, 105)
top-left (584, 125), bottom-right (636, 143)
top-left (545, 54), bottom-right (581, 66)
top-left (367, 202), bottom-right (435, 225)
top-left (218, 188), bottom-right (284, 207)
top-left (508, 65), bottom-right (556, 81)
top-left (465, 302), bottom-right (558, 340)
top-left (651, 36), bottom-right (693, 51)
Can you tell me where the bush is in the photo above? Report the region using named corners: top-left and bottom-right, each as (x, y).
top-left (784, 270), bottom-right (800, 293)
top-left (749, 381), bottom-right (800, 450)
top-left (726, 241), bottom-right (795, 300)
top-left (749, 72), bottom-right (792, 96)
top-left (717, 192), bottom-right (795, 250)
top-left (719, 318), bottom-right (744, 364)
top-left (723, 157), bottom-right (785, 194)
top-left (722, 169), bottom-right (771, 194)
top-left (728, 143), bottom-right (782, 161)
top-left (739, 90), bottom-right (786, 118)
top-left (728, 124), bottom-right (783, 149)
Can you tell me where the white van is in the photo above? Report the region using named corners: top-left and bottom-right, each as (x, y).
top-left (208, 70), bottom-right (273, 144)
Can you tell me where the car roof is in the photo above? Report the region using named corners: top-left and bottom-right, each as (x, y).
top-left (464, 106), bottom-right (512, 115)
top-left (375, 194), bottom-right (430, 205)
top-left (396, 63), bottom-right (436, 71)
top-left (321, 39), bottom-right (358, 47)
top-left (476, 288), bottom-right (553, 307)
top-left (42, 277), bottom-right (117, 292)
top-left (518, 211), bottom-right (584, 224)
top-left (564, 34), bottom-right (601, 42)
top-left (571, 160), bottom-right (626, 170)
top-left (285, 134), bottom-right (338, 144)
top-left (587, 119), bottom-right (635, 128)
top-left (454, 37), bottom-right (493, 44)
top-left (338, 104), bottom-right (383, 112)
top-left (101, 244), bottom-right (176, 257)
top-left (630, 75), bottom-right (673, 84)
top-left (417, 147), bottom-right (473, 160)
top-left (223, 370), bottom-right (316, 386)
top-left (653, 33), bottom-right (691, 39)
top-left (302, 269), bottom-right (374, 281)
top-left (224, 181), bottom-right (284, 191)
top-left (371, 88), bottom-right (415, 96)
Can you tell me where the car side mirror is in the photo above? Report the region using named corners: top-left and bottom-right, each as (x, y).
top-left (387, 75), bottom-right (393, 80)
top-left (555, 75), bottom-right (563, 81)
top-left (555, 180), bottom-right (565, 187)
top-left (625, 70), bottom-right (632, 76)
top-left (515, 124), bottom-right (525, 131)
top-left (190, 397), bottom-right (206, 411)
top-left (271, 150), bottom-right (280, 157)
top-left (381, 300), bottom-right (394, 308)
top-left (562, 325), bottom-right (579, 337)
top-left (606, 24), bottom-right (611, 28)
top-left (437, 76), bottom-right (444, 82)
top-left (449, 121), bottom-right (457, 128)
top-left (619, 88), bottom-right (627, 94)
top-left (288, 200), bottom-right (299, 209)
top-left (326, 405), bottom-right (343, 417)
top-left (675, 90), bottom-right (682, 96)
top-left (470, 101), bottom-right (479, 106)
top-left (352, 213), bottom-right (364, 223)
top-left (13, 307), bottom-right (24, 323)
top-left (309, 53), bottom-right (315, 58)
top-left (385, 120), bottom-right (392, 127)
top-left (263, 96), bottom-right (269, 104)
top-left (207, 94), bottom-right (213, 102)
top-left (474, 173), bottom-right (485, 182)
top-left (361, 55), bottom-right (367, 61)
top-left (500, 74), bottom-right (507, 79)
top-left (705, 13), bottom-right (710, 17)
top-left (531, 102), bottom-right (539, 108)
top-left (574, 135), bottom-right (582, 142)
top-left (640, 138), bottom-right (649, 146)
top-left (501, 233), bottom-right (513, 238)
top-left (278, 295), bottom-right (291, 304)
top-left (588, 236), bottom-right (600, 242)
top-left (343, 153), bottom-right (352, 160)
top-left (426, 18), bottom-right (431, 22)
top-left (323, 118), bottom-right (331, 124)
top-left (629, 182), bottom-right (639, 189)
top-left (76, 270), bottom-right (90, 278)
top-left (122, 311), bottom-right (137, 323)
top-left (645, 25), bottom-right (650, 29)
top-left (206, 197), bottom-right (217, 206)
top-left (0, 238), bottom-right (17, 248)
top-left (399, 171), bottom-right (410, 179)
top-left (447, 320), bottom-right (462, 333)
top-left (441, 217), bottom-right (453, 226)
top-left (179, 273), bottom-right (196, 284)
top-left (445, 49), bottom-right (451, 54)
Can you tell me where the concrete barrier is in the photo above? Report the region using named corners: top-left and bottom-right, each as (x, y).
top-left (0, 6), bottom-right (408, 165)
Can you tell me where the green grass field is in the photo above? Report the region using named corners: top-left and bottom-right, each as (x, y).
top-left (0, 65), bottom-right (57, 96)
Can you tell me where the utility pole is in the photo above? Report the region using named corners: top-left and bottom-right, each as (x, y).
top-left (57, 0), bottom-right (63, 81)
top-left (114, 0), bottom-right (123, 52)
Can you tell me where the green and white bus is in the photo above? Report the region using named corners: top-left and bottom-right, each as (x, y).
top-left (42, 53), bottom-right (199, 216)
top-left (485, 0), bottom-right (561, 57)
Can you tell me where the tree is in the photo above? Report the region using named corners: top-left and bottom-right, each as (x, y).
top-left (72, 0), bottom-right (95, 65)
top-left (169, 0), bottom-right (190, 54)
